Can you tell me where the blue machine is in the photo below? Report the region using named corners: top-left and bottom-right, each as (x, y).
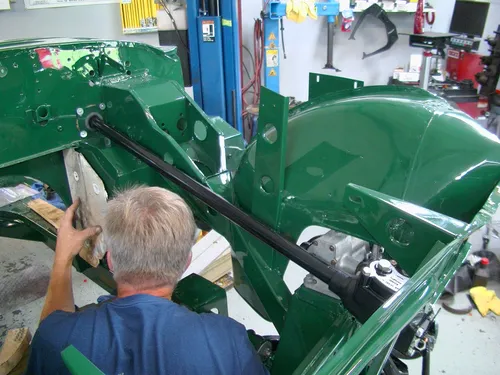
top-left (263, 0), bottom-right (340, 93)
top-left (187, 0), bottom-right (243, 133)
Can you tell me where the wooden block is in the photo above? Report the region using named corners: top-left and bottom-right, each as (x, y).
top-left (0, 328), bottom-right (31, 375)
top-left (7, 349), bottom-right (29, 375)
top-left (214, 273), bottom-right (234, 290)
top-left (27, 198), bottom-right (63, 228)
top-left (182, 231), bottom-right (231, 279)
top-left (200, 249), bottom-right (232, 283)
top-left (27, 199), bottom-right (99, 267)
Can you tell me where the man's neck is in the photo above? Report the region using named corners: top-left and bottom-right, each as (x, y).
top-left (117, 283), bottom-right (174, 300)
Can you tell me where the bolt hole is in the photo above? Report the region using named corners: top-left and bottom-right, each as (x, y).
top-left (36, 105), bottom-right (49, 119)
top-left (126, 70), bottom-right (131, 75)
top-left (177, 118), bottom-right (187, 131)
top-left (12, 62), bottom-right (18, 68)
top-left (67, 58), bottom-right (71, 62)
top-left (194, 121), bottom-right (207, 141)
top-left (89, 70), bottom-right (95, 77)
top-left (260, 176), bottom-right (274, 193)
top-left (37, 89), bottom-right (41, 94)
top-left (262, 124), bottom-right (278, 144)
top-left (349, 195), bottom-right (363, 205)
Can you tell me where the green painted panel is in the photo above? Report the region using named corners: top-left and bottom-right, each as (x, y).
top-left (308, 73), bottom-right (364, 100)
top-left (2, 38), bottom-right (500, 375)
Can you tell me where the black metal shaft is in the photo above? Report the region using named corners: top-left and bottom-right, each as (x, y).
top-left (208, 0), bottom-right (219, 16)
top-left (422, 350), bottom-right (430, 375)
top-left (89, 117), bottom-right (347, 288)
top-left (325, 22), bottom-right (334, 68)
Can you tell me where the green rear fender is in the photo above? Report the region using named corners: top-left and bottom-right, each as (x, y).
top-left (234, 86), bottom-right (500, 249)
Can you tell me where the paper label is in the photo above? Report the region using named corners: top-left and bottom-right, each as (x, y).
top-left (266, 50), bottom-right (279, 68)
top-left (202, 20), bottom-right (215, 42)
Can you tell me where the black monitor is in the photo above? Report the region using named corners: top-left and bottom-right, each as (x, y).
top-left (449, 0), bottom-right (490, 37)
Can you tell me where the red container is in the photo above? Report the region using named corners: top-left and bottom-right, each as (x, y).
top-left (414, 0), bottom-right (424, 34)
top-left (446, 49), bottom-right (483, 87)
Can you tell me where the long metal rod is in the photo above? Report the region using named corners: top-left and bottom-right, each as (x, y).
top-left (325, 22), bottom-right (334, 68)
top-left (90, 117), bottom-right (344, 287)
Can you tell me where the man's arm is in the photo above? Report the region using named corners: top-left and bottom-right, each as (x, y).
top-left (40, 199), bottom-right (101, 321)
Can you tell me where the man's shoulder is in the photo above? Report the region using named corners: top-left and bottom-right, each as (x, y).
top-left (34, 310), bottom-right (81, 348)
top-left (198, 312), bottom-right (245, 331)
top-left (193, 313), bottom-right (250, 345)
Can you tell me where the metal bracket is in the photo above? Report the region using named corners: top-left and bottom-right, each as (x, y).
top-left (251, 87), bottom-right (289, 229)
top-left (343, 183), bottom-right (467, 275)
top-left (349, 4), bottom-right (399, 59)
top-left (308, 73), bottom-right (364, 100)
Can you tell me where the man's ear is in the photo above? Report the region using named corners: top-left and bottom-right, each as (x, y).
top-left (106, 251), bottom-right (113, 272)
top-left (184, 251), bottom-right (192, 272)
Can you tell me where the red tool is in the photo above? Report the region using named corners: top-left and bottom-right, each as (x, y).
top-left (446, 49), bottom-right (484, 87)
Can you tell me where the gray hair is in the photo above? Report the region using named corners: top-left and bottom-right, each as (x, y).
top-left (103, 186), bottom-right (196, 288)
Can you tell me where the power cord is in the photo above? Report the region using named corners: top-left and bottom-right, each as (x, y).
top-left (159, 0), bottom-right (190, 53)
top-left (280, 18), bottom-right (287, 59)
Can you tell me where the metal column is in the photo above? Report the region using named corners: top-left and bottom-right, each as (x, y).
top-left (187, 0), bottom-right (242, 132)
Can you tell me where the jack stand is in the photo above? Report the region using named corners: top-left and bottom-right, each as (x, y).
top-left (324, 22), bottom-right (341, 71)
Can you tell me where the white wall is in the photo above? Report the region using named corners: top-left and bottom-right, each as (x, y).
top-left (0, 0), bottom-right (159, 45)
top-left (241, 0), bottom-right (500, 101)
top-left (0, 0), bottom-right (498, 101)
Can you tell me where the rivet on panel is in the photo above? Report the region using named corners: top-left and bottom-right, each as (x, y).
top-left (79, 130), bottom-right (88, 138)
top-left (57, 126), bottom-right (63, 132)
top-left (99, 103), bottom-right (106, 110)
top-left (76, 108), bottom-right (84, 116)
top-left (73, 171), bottom-right (79, 181)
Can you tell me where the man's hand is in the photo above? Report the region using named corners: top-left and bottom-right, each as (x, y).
top-left (55, 198), bottom-right (102, 265)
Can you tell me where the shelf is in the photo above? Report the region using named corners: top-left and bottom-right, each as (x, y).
top-left (123, 27), bottom-right (158, 35)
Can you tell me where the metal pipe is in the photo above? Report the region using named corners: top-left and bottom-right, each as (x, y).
top-left (419, 51), bottom-right (433, 90)
top-left (232, 90), bottom-right (237, 130)
top-left (208, 0), bottom-right (219, 16)
top-left (422, 349), bottom-right (430, 375)
top-left (324, 22), bottom-right (334, 69)
top-left (200, 0), bottom-right (207, 16)
top-left (89, 117), bottom-right (350, 289)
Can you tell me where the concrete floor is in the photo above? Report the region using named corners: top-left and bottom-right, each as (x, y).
top-left (1, 225), bottom-right (499, 374)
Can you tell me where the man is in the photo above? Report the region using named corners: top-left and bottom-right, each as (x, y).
top-left (27, 186), bottom-right (267, 374)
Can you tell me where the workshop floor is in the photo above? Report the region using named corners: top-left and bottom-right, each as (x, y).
top-left (1, 225), bottom-right (499, 374)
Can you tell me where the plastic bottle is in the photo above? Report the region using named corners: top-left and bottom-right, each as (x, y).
top-left (472, 257), bottom-right (490, 288)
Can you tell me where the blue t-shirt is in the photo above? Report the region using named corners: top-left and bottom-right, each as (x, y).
top-left (26, 294), bottom-right (268, 375)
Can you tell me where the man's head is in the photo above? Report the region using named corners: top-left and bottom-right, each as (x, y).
top-left (102, 186), bottom-right (196, 290)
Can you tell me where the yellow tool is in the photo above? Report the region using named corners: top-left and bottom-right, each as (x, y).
top-left (469, 286), bottom-right (500, 316)
top-left (285, 0), bottom-right (317, 23)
